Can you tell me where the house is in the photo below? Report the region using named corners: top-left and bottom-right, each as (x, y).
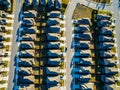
top-left (48, 50), bottom-right (61, 57)
top-left (72, 41), bottom-right (90, 49)
top-left (19, 84), bottom-right (34, 90)
top-left (46, 76), bottom-right (60, 86)
top-left (20, 34), bottom-right (36, 41)
top-left (0, 43), bottom-right (4, 48)
top-left (19, 75), bottom-right (34, 84)
top-left (19, 67), bottom-right (33, 75)
top-left (55, 0), bottom-right (62, 9)
top-left (99, 59), bottom-right (118, 66)
top-left (100, 50), bottom-right (115, 58)
top-left (19, 41), bottom-right (34, 49)
top-left (0, 26), bottom-right (6, 32)
top-left (20, 26), bottom-right (37, 34)
top-left (47, 18), bottom-right (60, 26)
top-left (47, 58), bottom-right (61, 66)
top-left (47, 11), bottom-right (61, 18)
top-left (72, 66), bottom-right (91, 74)
top-left (0, 19), bottom-right (7, 25)
top-left (47, 42), bottom-right (60, 49)
top-left (0, 35), bottom-right (5, 41)
top-left (47, 33), bottom-right (60, 41)
top-left (0, 0), bottom-right (11, 9)
top-left (101, 75), bottom-right (117, 84)
top-left (74, 50), bottom-right (91, 57)
top-left (48, 0), bottom-right (54, 8)
top-left (103, 84), bottom-right (119, 90)
top-left (40, 0), bottom-right (47, 5)
top-left (18, 58), bottom-right (34, 67)
top-left (24, 0), bottom-right (32, 7)
top-left (100, 27), bottom-right (113, 35)
top-left (47, 86), bottom-right (60, 90)
top-left (73, 33), bottom-right (92, 40)
top-left (22, 10), bottom-right (37, 18)
top-left (73, 18), bottom-right (91, 25)
top-left (73, 74), bottom-right (91, 82)
top-left (72, 83), bottom-right (94, 90)
top-left (102, 67), bottom-right (118, 74)
top-left (18, 50), bottom-right (35, 58)
top-left (99, 36), bottom-right (115, 42)
top-left (74, 25), bottom-right (90, 33)
top-left (32, 0), bottom-right (39, 6)
top-left (97, 20), bottom-right (112, 27)
top-left (21, 18), bottom-right (35, 26)
top-left (48, 26), bottom-right (60, 33)
top-left (46, 66), bottom-right (60, 75)
top-left (72, 58), bottom-right (93, 65)
top-left (99, 42), bottom-right (114, 49)
top-left (97, 14), bottom-right (111, 20)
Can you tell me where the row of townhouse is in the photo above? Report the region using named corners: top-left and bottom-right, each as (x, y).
top-left (45, 2), bottom-right (66, 89)
top-left (96, 14), bottom-right (120, 90)
top-left (0, 10), bottom-right (14, 89)
top-left (15, 8), bottom-right (37, 90)
top-left (71, 18), bottom-right (95, 90)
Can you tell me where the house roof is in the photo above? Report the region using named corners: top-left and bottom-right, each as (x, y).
top-left (21, 34), bottom-right (36, 41)
top-left (55, 0), bottom-right (62, 9)
top-left (97, 14), bottom-right (111, 20)
top-left (20, 49), bottom-right (35, 57)
top-left (20, 41), bottom-right (34, 49)
top-left (100, 50), bottom-right (115, 58)
top-left (47, 33), bottom-right (60, 41)
top-left (47, 76), bottom-right (60, 83)
top-left (48, 11), bottom-right (61, 18)
top-left (103, 66), bottom-right (118, 74)
top-left (48, 26), bottom-right (60, 33)
top-left (20, 67), bottom-right (33, 74)
top-left (23, 10), bottom-right (37, 18)
top-left (74, 25), bottom-right (90, 32)
top-left (48, 42), bottom-right (60, 48)
top-left (77, 18), bottom-right (91, 25)
top-left (100, 27), bottom-right (113, 35)
top-left (21, 26), bottom-right (37, 34)
top-left (103, 84), bottom-right (120, 90)
top-left (19, 84), bottom-right (34, 90)
top-left (48, 86), bottom-right (60, 90)
top-left (47, 18), bottom-right (60, 26)
top-left (99, 35), bottom-right (115, 42)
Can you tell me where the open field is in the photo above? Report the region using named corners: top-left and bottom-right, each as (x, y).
top-left (72, 4), bottom-right (93, 19)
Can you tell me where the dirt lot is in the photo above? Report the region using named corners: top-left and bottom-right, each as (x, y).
top-left (91, 0), bottom-right (110, 3)
top-left (72, 4), bottom-right (93, 19)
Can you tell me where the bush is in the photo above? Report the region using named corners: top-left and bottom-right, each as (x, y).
top-left (117, 81), bottom-right (120, 86)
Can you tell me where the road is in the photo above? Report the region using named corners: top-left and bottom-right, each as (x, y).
top-left (65, 0), bottom-right (120, 90)
top-left (7, 0), bottom-right (22, 90)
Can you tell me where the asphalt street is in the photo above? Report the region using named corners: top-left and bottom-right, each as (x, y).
top-left (65, 0), bottom-right (120, 90)
top-left (7, 0), bottom-right (22, 90)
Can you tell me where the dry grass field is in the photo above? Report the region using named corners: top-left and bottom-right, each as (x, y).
top-left (72, 4), bottom-right (93, 19)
